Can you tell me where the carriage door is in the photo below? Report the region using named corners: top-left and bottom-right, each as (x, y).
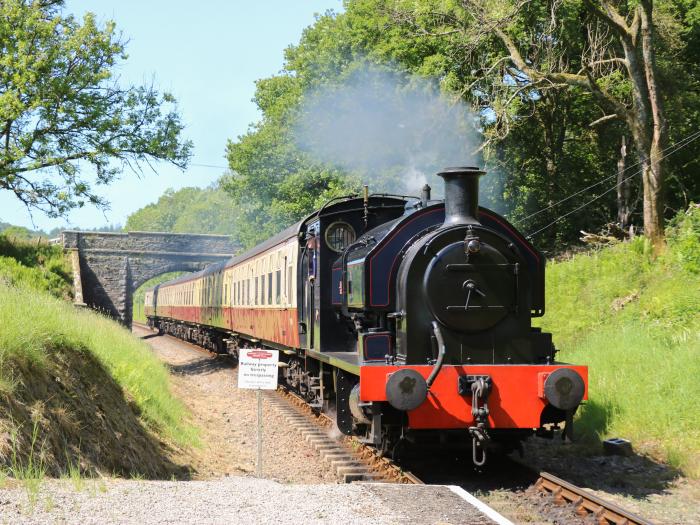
top-left (301, 226), bottom-right (318, 349)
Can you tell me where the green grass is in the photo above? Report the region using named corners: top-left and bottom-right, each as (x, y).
top-left (0, 282), bottom-right (198, 448)
top-left (537, 206), bottom-right (700, 477)
top-left (6, 422), bottom-right (46, 507)
top-left (0, 234), bottom-right (72, 299)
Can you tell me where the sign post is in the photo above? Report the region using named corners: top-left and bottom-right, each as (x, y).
top-left (238, 349), bottom-right (279, 478)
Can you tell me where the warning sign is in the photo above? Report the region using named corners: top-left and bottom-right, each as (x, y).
top-left (238, 349), bottom-right (279, 390)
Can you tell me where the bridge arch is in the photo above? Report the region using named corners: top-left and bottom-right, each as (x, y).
top-left (131, 261), bottom-right (207, 292)
top-left (62, 231), bottom-right (237, 327)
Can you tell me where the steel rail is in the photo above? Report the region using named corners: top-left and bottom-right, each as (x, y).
top-left (536, 471), bottom-right (656, 525)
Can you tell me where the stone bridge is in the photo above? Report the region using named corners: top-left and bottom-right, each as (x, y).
top-left (62, 231), bottom-right (237, 327)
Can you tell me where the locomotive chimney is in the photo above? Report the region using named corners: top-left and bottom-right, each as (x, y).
top-left (437, 166), bottom-right (485, 225)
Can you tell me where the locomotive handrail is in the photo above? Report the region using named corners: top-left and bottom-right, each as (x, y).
top-left (427, 321), bottom-right (446, 389)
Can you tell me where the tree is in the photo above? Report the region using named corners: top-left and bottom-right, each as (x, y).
top-left (223, 1), bottom-right (698, 252)
top-left (0, 0), bottom-right (191, 218)
top-left (389, 0), bottom-right (673, 248)
top-left (125, 183), bottom-right (242, 242)
top-left (223, 74), bottom-right (359, 248)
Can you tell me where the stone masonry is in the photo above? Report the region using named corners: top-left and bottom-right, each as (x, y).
top-left (62, 231), bottom-right (237, 327)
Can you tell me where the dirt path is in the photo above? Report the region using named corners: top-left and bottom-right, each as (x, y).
top-left (133, 325), bottom-right (337, 484)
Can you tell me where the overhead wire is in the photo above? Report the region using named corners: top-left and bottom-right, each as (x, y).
top-left (525, 129), bottom-right (700, 239)
top-left (187, 129), bottom-right (700, 240)
top-left (520, 128), bottom-right (700, 223)
top-left (190, 163), bottom-right (229, 169)
top-left (526, 170), bottom-right (638, 239)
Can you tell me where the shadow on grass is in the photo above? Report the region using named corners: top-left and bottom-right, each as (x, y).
top-left (140, 332), bottom-right (162, 340)
top-left (522, 399), bottom-right (681, 499)
top-left (0, 343), bottom-right (193, 481)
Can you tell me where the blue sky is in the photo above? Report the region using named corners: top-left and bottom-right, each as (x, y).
top-left (1, 0), bottom-right (342, 231)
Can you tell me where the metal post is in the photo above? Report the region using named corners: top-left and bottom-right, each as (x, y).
top-left (256, 388), bottom-right (262, 477)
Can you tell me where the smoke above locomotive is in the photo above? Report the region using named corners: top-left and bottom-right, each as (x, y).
top-left (294, 65), bottom-right (482, 197)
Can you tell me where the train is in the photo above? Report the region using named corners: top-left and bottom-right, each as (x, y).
top-left (144, 167), bottom-right (588, 465)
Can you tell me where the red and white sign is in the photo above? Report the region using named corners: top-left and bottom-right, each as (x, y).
top-left (238, 349), bottom-right (279, 390)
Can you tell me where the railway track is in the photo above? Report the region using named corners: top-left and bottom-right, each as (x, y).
top-left (269, 387), bottom-right (421, 484)
top-left (268, 388), bottom-right (656, 524)
top-left (535, 471), bottom-right (655, 525)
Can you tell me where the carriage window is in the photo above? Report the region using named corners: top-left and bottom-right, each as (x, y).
top-left (267, 272), bottom-right (273, 305)
top-left (287, 265), bottom-right (293, 306)
top-left (275, 269), bottom-right (281, 305)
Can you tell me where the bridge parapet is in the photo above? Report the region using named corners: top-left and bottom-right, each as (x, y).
top-left (62, 230), bottom-right (236, 253)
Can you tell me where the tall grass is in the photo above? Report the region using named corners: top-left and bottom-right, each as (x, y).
top-left (0, 283), bottom-right (198, 447)
top-left (4, 421), bottom-right (47, 507)
top-left (0, 234), bottom-right (72, 299)
top-left (538, 206), bottom-right (700, 477)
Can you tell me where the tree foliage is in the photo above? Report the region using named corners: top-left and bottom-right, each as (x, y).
top-left (0, 0), bottom-right (191, 218)
top-left (221, 0), bottom-right (699, 252)
top-left (383, 0), bottom-right (700, 248)
top-left (223, 74), bottom-right (359, 248)
top-left (124, 184), bottom-right (240, 238)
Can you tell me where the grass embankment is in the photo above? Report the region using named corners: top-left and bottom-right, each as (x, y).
top-left (538, 206), bottom-right (700, 477)
top-left (0, 235), bottom-right (197, 481)
top-left (0, 235), bottom-right (72, 299)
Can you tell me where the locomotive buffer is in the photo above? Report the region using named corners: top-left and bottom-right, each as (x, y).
top-left (238, 349), bottom-right (280, 477)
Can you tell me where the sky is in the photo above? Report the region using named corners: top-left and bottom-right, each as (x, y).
top-left (0, 0), bottom-right (342, 232)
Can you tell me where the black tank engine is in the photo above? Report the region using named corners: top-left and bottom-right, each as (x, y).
top-left (330, 167), bottom-right (587, 462)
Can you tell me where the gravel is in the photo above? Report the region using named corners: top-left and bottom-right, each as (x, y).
top-left (133, 326), bottom-right (338, 484)
top-left (0, 327), bottom-right (509, 524)
top-left (0, 478), bottom-right (498, 524)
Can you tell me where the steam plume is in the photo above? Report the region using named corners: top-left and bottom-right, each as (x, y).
top-left (294, 65), bottom-right (482, 197)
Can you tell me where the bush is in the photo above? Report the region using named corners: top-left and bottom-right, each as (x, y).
top-left (666, 204), bottom-right (700, 274)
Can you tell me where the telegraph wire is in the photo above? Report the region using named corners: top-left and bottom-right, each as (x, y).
top-left (525, 129), bottom-right (700, 239)
top-left (526, 170), bottom-right (638, 239)
top-left (190, 163), bottom-right (229, 169)
top-left (521, 128), bottom-right (700, 224)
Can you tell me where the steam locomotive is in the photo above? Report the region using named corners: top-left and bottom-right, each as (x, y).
top-left (144, 167), bottom-right (588, 465)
